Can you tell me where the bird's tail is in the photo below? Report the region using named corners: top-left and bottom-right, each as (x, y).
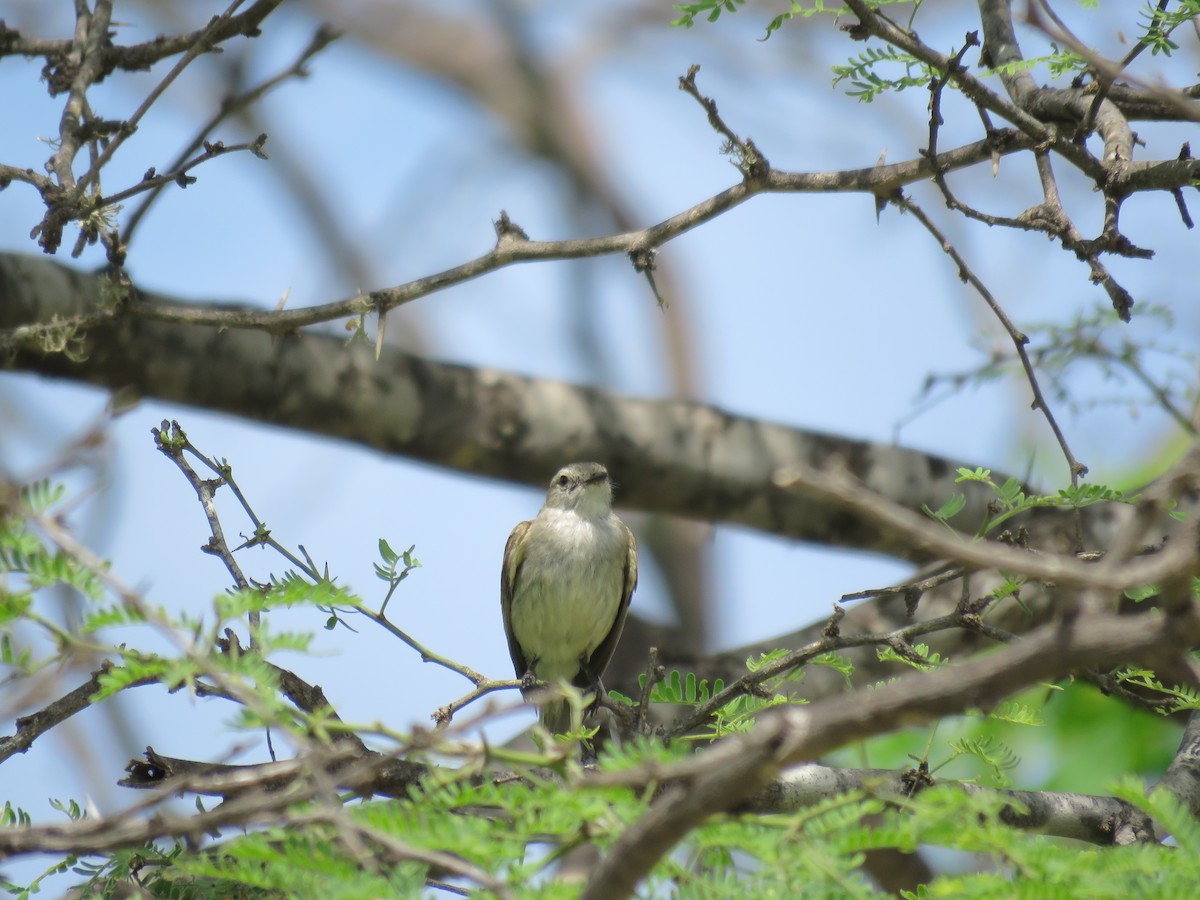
top-left (539, 699), bottom-right (571, 735)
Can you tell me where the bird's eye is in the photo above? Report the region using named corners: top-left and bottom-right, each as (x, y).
top-left (557, 475), bottom-right (570, 487)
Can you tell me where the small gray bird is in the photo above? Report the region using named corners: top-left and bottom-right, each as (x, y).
top-left (501, 462), bottom-right (638, 733)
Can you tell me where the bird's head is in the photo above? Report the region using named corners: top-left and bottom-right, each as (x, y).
top-left (543, 462), bottom-right (613, 516)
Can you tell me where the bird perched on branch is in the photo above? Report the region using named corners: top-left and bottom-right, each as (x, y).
top-left (501, 462), bottom-right (638, 733)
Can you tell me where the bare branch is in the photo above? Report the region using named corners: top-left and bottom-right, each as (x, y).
top-left (890, 192), bottom-right (1088, 478)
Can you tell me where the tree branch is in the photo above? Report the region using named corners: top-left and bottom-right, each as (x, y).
top-left (583, 600), bottom-right (1200, 891)
top-left (0, 254), bottom-right (1005, 555)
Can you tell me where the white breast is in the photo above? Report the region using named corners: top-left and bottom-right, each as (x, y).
top-left (509, 508), bottom-right (626, 685)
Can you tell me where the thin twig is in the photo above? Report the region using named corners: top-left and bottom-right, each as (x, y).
top-left (123, 24), bottom-right (339, 247)
top-left (890, 193), bottom-right (1087, 483)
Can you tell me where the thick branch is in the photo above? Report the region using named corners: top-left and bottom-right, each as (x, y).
top-left (750, 763), bottom-right (1155, 846)
top-left (1155, 710), bottom-right (1200, 818)
top-left (979, 0), bottom-right (1134, 163)
top-left (0, 254), bottom-right (1001, 556)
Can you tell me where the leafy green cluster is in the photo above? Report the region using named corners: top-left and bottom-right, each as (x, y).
top-left (925, 466), bottom-right (1145, 538)
top-left (0, 474), bottom-right (430, 897)
top-left (672, 0), bottom-right (1200, 107)
top-left (672, 1), bottom-right (844, 41)
top-left (832, 45), bottom-right (931, 103)
top-left (983, 43), bottom-right (1089, 81)
top-left (57, 746), bottom-right (1200, 900)
top-left (3, 456), bottom-right (1195, 897)
top-left (1, 481), bottom-right (105, 673)
top-left (59, 767), bottom-right (659, 898)
top-left (1115, 667), bottom-right (1200, 715)
top-left (1138, 0), bottom-right (1200, 57)
top-left (922, 465), bottom-right (1193, 611)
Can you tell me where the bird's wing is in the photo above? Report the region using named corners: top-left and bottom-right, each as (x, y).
top-left (501, 520), bottom-right (532, 679)
top-left (582, 521), bottom-right (638, 687)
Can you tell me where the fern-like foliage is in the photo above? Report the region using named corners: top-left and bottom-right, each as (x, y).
top-left (1114, 667), bottom-right (1200, 715)
top-left (4, 453), bottom-right (1195, 897)
top-left (947, 736), bottom-right (1021, 786)
top-left (832, 45), bottom-right (930, 102)
top-left (924, 465), bottom-right (1144, 540)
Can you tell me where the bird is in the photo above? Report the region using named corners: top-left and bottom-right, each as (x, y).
top-left (501, 462), bottom-right (638, 734)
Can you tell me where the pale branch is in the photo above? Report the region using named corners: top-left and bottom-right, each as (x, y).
top-left (432, 679), bottom-right (523, 729)
top-left (842, 0), bottom-right (1105, 180)
top-left (580, 740), bottom-right (780, 900)
top-left (636, 646), bottom-right (664, 735)
top-left (1104, 82), bottom-right (1200, 121)
top-left (773, 458), bottom-right (1194, 594)
top-left (840, 562), bottom-right (963, 611)
top-left (152, 420), bottom-right (254, 595)
top-left (29, 129), bottom-right (1197, 334)
top-left (118, 744), bottom-right (426, 798)
top-left (1155, 710), bottom-right (1200, 819)
top-left (1026, 0), bottom-right (1200, 128)
top-left (354, 601), bottom-right (493, 688)
top-left (43, 0), bottom-right (116, 193)
top-left (748, 763), bottom-right (1156, 847)
top-left (980, 0), bottom-right (1135, 164)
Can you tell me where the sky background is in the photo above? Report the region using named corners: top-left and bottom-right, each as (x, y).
top-left (2, 2), bottom-right (1198, 888)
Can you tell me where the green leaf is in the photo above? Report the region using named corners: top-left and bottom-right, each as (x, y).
top-left (876, 643), bottom-right (945, 671)
top-left (1123, 584), bottom-right (1160, 602)
top-left (925, 493), bottom-right (966, 521)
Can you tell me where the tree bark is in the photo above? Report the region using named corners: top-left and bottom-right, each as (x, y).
top-left (1, 252), bottom-right (998, 556)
